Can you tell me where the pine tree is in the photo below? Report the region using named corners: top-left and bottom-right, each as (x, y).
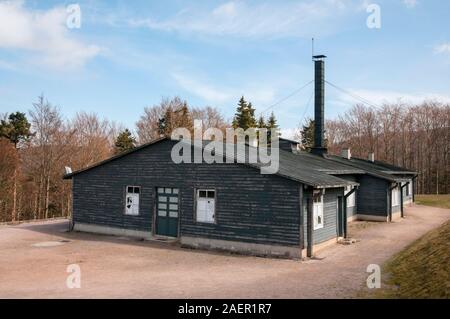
top-left (158, 100), bottom-right (193, 138)
top-left (266, 112), bottom-right (278, 129)
top-left (265, 112), bottom-right (279, 143)
top-left (232, 96), bottom-right (257, 130)
top-left (158, 109), bottom-right (173, 137)
top-left (0, 112), bottom-right (33, 147)
top-left (257, 115), bottom-right (266, 128)
top-left (300, 119), bottom-right (315, 152)
top-left (299, 119), bottom-right (327, 152)
top-left (114, 129), bottom-right (136, 154)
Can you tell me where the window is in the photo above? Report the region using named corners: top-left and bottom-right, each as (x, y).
top-left (345, 186), bottom-right (356, 208)
top-left (313, 193), bottom-right (324, 230)
top-left (405, 182), bottom-right (412, 197)
top-left (392, 187), bottom-right (400, 207)
top-left (196, 189), bottom-right (216, 223)
top-left (125, 186), bottom-right (140, 215)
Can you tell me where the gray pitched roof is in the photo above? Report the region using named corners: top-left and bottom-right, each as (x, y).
top-left (360, 159), bottom-right (417, 175)
top-left (65, 138), bottom-right (358, 189)
top-left (292, 151), bottom-right (365, 175)
top-left (325, 155), bottom-right (413, 183)
top-left (181, 139), bottom-right (358, 189)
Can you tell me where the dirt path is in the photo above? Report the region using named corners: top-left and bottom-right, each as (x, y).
top-left (0, 205), bottom-right (449, 298)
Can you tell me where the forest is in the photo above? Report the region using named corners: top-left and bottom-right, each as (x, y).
top-left (0, 95), bottom-right (448, 223)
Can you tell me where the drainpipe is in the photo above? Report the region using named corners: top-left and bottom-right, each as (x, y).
top-left (343, 186), bottom-right (357, 239)
top-left (306, 189), bottom-right (314, 258)
top-left (400, 182), bottom-right (410, 218)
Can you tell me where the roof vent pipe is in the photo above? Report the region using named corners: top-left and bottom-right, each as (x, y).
top-left (368, 152), bottom-right (375, 162)
top-left (341, 148), bottom-right (351, 160)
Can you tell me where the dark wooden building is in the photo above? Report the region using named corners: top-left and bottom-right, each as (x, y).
top-left (64, 138), bottom-right (358, 258)
top-left (64, 55), bottom-right (417, 259)
top-left (279, 138), bottom-right (417, 223)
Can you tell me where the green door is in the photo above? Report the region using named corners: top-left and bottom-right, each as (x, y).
top-left (156, 187), bottom-right (179, 237)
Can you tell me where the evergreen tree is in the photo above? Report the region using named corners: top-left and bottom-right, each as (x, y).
top-left (0, 112), bottom-right (33, 148)
top-left (158, 109), bottom-right (172, 137)
top-left (299, 119), bottom-right (327, 152)
top-left (158, 100), bottom-right (193, 138)
top-left (265, 112), bottom-right (279, 143)
top-left (257, 115), bottom-right (266, 128)
top-left (114, 129), bottom-right (136, 154)
top-left (300, 119), bottom-right (315, 152)
top-left (266, 112), bottom-right (278, 129)
top-left (232, 96), bottom-right (257, 130)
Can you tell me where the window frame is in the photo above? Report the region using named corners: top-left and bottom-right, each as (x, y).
top-left (391, 187), bottom-right (400, 207)
top-left (313, 193), bottom-right (324, 230)
top-left (194, 188), bottom-right (217, 224)
top-left (405, 182), bottom-right (412, 197)
top-left (124, 185), bottom-right (141, 216)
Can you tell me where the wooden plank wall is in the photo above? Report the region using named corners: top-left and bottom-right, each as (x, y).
top-left (72, 140), bottom-right (303, 247)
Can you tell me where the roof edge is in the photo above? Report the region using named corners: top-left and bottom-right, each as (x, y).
top-left (63, 137), bottom-right (168, 180)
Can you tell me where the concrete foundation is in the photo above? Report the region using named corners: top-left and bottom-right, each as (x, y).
top-left (73, 223), bottom-right (153, 240)
top-left (354, 211), bottom-right (402, 222)
top-left (180, 236), bottom-right (301, 259)
top-left (74, 223), bottom-right (344, 260)
top-left (301, 237), bottom-right (341, 257)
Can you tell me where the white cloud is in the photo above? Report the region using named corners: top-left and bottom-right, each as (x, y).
top-left (434, 43), bottom-right (450, 55)
top-left (172, 73), bottom-right (232, 103)
top-left (129, 0), bottom-right (363, 39)
top-left (403, 0), bottom-right (418, 8)
top-left (338, 88), bottom-right (450, 107)
top-left (0, 0), bottom-right (101, 69)
top-left (171, 72), bottom-right (277, 106)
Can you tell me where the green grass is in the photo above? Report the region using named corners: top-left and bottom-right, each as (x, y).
top-left (416, 195), bottom-right (450, 209)
top-left (367, 221), bottom-right (450, 299)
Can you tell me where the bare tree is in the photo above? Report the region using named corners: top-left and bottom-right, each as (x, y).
top-left (325, 100), bottom-right (450, 194)
top-left (28, 95), bottom-right (65, 219)
top-left (135, 97), bottom-right (228, 144)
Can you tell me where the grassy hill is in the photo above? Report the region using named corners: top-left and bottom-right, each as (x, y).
top-left (416, 195), bottom-right (450, 209)
top-left (370, 220), bottom-right (450, 298)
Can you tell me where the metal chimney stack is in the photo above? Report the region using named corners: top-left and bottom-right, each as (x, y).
top-left (311, 55), bottom-right (328, 156)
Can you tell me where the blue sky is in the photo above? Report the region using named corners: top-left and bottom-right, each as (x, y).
top-left (0, 0), bottom-right (449, 137)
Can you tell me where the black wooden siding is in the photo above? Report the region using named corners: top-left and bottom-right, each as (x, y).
top-left (302, 188), bottom-right (341, 245)
top-left (356, 175), bottom-right (389, 217)
top-left (72, 140), bottom-right (303, 247)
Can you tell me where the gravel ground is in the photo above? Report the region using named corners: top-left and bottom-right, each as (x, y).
top-left (0, 205), bottom-right (449, 299)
